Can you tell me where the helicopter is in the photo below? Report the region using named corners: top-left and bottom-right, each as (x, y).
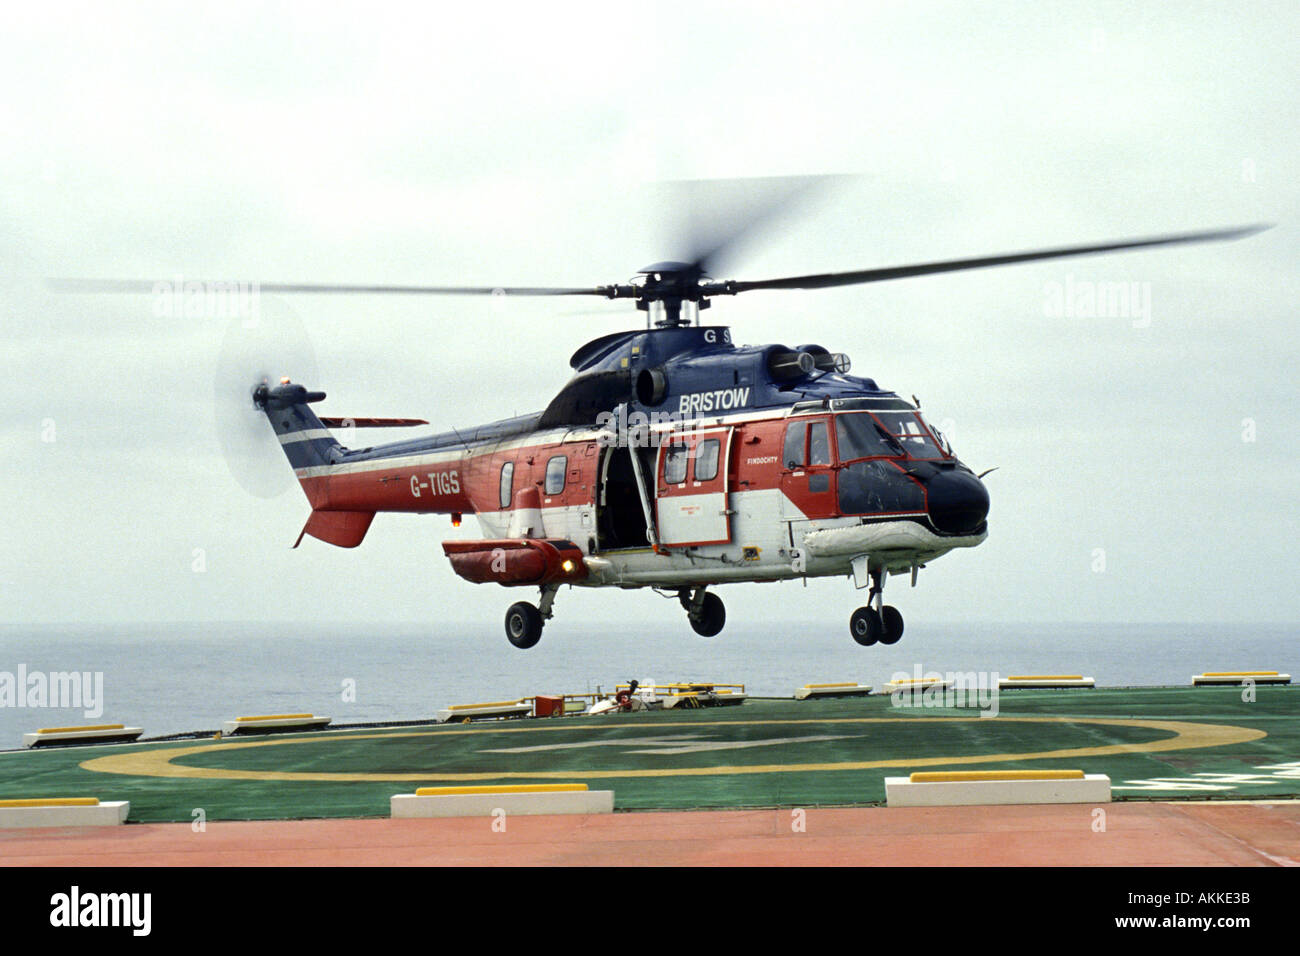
top-left (54, 208), bottom-right (1268, 649)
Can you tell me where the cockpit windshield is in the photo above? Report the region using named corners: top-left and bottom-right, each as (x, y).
top-left (835, 411), bottom-right (946, 461)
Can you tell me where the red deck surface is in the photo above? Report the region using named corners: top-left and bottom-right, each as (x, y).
top-left (2, 802), bottom-right (1298, 866)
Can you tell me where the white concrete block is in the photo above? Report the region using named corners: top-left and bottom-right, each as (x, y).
top-left (885, 774), bottom-right (1111, 807)
top-left (23, 727), bottom-right (144, 748)
top-left (391, 790), bottom-right (614, 818)
top-left (796, 683), bottom-right (872, 700)
top-left (0, 801), bottom-right (130, 828)
top-left (222, 715), bottom-right (332, 735)
top-left (1192, 673), bottom-right (1290, 686)
top-left (435, 703), bottom-right (532, 723)
top-left (882, 680), bottom-right (953, 694)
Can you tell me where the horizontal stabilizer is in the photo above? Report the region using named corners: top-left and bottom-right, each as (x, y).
top-left (295, 510), bottom-right (376, 549)
top-left (318, 417), bottom-right (429, 428)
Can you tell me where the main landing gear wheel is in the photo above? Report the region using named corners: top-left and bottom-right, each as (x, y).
top-left (681, 590), bottom-right (726, 637)
top-left (849, 605), bottom-right (904, 646)
top-left (851, 563), bottom-right (904, 647)
top-left (880, 605), bottom-right (904, 645)
top-left (850, 606), bottom-right (882, 646)
top-left (504, 602), bottom-right (543, 649)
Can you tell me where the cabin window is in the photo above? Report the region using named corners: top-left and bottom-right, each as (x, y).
top-left (783, 421), bottom-right (807, 469)
top-left (663, 444), bottom-right (689, 484)
top-left (499, 461), bottom-right (514, 508)
top-left (545, 455), bottom-right (567, 495)
top-left (695, 439), bottom-right (720, 482)
top-left (809, 422), bottom-right (830, 466)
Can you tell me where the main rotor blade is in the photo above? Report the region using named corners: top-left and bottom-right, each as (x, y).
top-left (662, 174), bottom-right (848, 276)
top-left (712, 224), bottom-right (1273, 294)
top-left (48, 278), bottom-right (615, 297)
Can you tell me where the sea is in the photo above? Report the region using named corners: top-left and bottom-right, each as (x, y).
top-left (0, 621), bottom-right (1295, 749)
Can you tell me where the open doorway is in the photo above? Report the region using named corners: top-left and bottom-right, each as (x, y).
top-left (596, 445), bottom-right (652, 551)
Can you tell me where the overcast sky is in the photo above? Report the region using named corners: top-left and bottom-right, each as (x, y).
top-left (1, 1), bottom-right (1296, 630)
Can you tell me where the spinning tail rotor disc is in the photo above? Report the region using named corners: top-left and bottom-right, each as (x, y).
top-left (212, 298), bottom-right (318, 498)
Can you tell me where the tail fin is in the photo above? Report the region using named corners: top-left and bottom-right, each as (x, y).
top-left (253, 381), bottom-right (343, 475)
top-left (255, 381), bottom-right (373, 548)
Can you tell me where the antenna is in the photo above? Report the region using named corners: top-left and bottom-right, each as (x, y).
top-left (447, 424), bottom-right (471, 451)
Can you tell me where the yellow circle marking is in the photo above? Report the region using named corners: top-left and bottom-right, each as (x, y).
top-left (79, 716), bottom-right (1265, 783)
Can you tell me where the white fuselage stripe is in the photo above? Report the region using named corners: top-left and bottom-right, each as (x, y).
top-left (290, 402), bottom-right (904, 478)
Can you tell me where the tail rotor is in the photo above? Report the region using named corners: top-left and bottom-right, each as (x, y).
top-left (212, 299), bottom-right (319, 498)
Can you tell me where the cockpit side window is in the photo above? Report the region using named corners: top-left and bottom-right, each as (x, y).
top-left (925, 417), bottom-right (954, 457)
top-left (809, 422), bottom-right (830, 466)
top-left (783, 421), bottom-right (807, 469)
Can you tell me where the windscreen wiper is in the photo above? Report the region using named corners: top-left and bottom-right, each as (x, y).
top-left (873, 422), bottom-right (906, 456)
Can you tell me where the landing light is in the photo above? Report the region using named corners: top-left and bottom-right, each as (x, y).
top-left (561, 559), bottom-right (575, 573)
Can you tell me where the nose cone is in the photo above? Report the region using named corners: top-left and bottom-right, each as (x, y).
top-left (926, 469), bottom-right (990, 534)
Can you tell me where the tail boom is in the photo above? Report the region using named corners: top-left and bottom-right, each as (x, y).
top-left (256, 380), bottom-right (472, 548)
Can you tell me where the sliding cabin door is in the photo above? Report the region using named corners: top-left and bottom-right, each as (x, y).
top-left (655, 428), bottom-right (734, 547)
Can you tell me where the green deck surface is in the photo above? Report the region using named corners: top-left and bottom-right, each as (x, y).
top-left (0, 686), bottom-right (1296, 822)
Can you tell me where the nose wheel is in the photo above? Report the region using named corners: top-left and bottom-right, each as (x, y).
top-left (849, 567), bottom-right (904, 646)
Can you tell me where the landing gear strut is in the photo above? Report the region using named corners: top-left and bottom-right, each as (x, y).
top-left (504, 585), bottom-right (559, 649)
top-left (680, 587), bottom-right (726, 637)
top-left (849, 568), bottom-right (904, 647)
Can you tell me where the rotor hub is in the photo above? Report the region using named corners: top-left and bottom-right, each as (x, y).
top-left (628, 262), bottom-right (715, 327)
